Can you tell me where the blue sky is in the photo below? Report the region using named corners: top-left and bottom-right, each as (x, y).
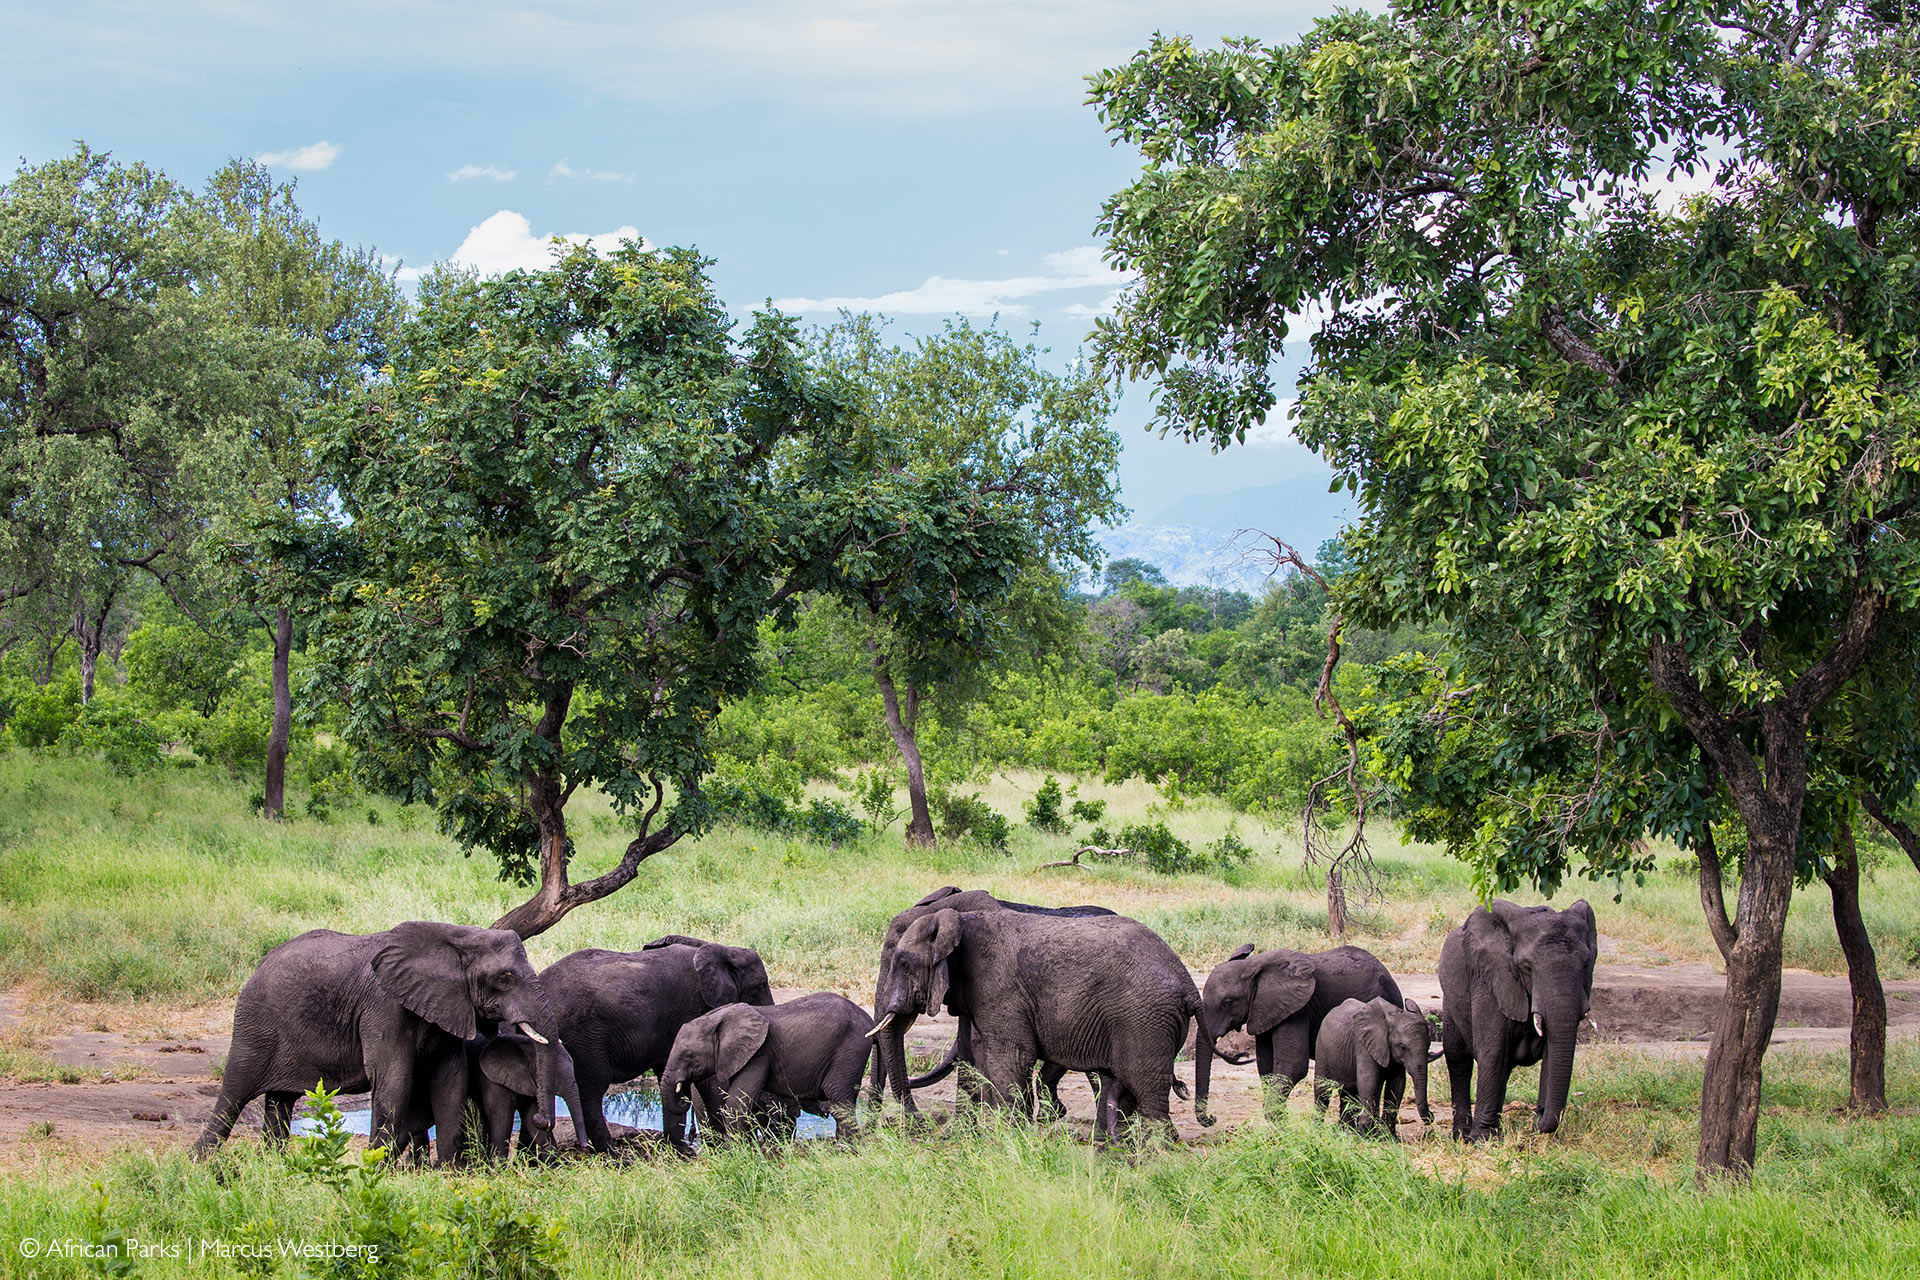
top-left (2, 1), bottom-right (1345, 522)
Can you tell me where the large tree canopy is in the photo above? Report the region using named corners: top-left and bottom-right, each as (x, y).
top-left (806, 316), bottom-right (1122, 846)
top-left (313, 243), bottom-right (844, 938)
top-left (1091, 0), bottom-right (1920, 1178)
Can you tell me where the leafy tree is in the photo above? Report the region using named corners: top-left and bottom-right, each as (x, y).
top-left (1101, 557), bottom-right (1165, 594)
top-left (806, 316), bottom-right (1122, 846)
top-left (199, 161), bottom-right (400, 819)
top-left (1090, 0), bottom-right (1920, 1179)
top-left (0, 145), bottom-right (223, 701)
top-left (312, 244), bottom-right (842, 937)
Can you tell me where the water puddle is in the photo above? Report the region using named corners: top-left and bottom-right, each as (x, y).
top-left (290, 1089), bottom-right (837, 1141)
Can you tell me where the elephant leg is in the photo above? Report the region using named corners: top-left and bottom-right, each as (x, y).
top-left (1036, 1062), bottom-right (1069, 1119)
top-left (1379, 1067), bottom-right (1406, 1142)
top-left (573, 1070), bottom-right (617, 1152)
top-left (968, 1040), bottom-right (1033, 1116)
top-left (194, 1054), bottom-right (269, 1156)
top-left (262, 1091), bottom-right (299, 1144)
top-left (1350, 1057), bottom-right (1384, 1134)
top-left (1113, 1065), bottom-right (1174, 1144)
top-left (425, 1052), bottom-right (469, 1167)
top-left (1311, 1073), bottom-right (1337, 1120)
top-left (368, 1058), bottom-right (416, 1154)
top-left (1443, 1015), bottom-right (1475, 1141)
top-left (1468, 1009), bottom-right (1514, 1140)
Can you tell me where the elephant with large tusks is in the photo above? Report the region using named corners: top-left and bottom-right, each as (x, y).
top-left (193, 922), bottom-right (576, 1164)
top-left (867, 887), bottom-right (1115, 1118)
top-left (540, 934), bottom-right (774, 1152)
top-left (1438, 899), bottom-right (1598, 1140)
top-left (1199, 942), bottom-right (1402, 1115)
top-left (875, 906), bottom-right (1210, 1138)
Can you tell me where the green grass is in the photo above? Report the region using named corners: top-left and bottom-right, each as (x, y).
top-left (2, 751), bottom-right (1918, 1003)
top-left (1, 752), bottom-right (1918, 1275)
top-left (0, 1083), bottom-right (1913, 1279)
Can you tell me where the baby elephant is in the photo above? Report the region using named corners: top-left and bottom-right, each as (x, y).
top-left (661, 993), bottom-right (873, 1154)
top-left (1313, 997), bottom-right (1442, 1139)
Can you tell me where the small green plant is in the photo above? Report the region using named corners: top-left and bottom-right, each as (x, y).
top-left (1117, 820), bottom-right (1197, 873)
top-left (1068, 796), bottom-right (1108, 825)
top-left (1205, 824), bottom-right (1253, 868)
top-left (81, 1180), bottom-right (135, 1278)
top-left (932, 787), bottom-right (1011, 850)
top-left (1025, 775), bottom-right (1070, 834)
top-left (58, 699), bottom-right (164, 776)
top-left (26, 1120), bottom-right (54, 1139)
top-left (852, 767), bottom-right (905, 832)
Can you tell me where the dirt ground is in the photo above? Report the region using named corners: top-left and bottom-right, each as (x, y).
top-left (1, 958), bottom-right (1915, 1162)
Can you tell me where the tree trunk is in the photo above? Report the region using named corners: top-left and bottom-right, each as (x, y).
top-left (262, 607), bottom-right (293, 821)
top-left (1696, 819), bottom-right (1794, 1182)
top-left (1826, 821), bottom-right (1887, 1113)
top-left (873, 660), bottom-right (935, 848)
top-left (1326, 865), bottom-right (1347, 938)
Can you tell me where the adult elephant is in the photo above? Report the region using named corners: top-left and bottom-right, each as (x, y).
top-left (874, 906), bottom-right (1210, 1137)
top-left (1199, 943), bottom-right (1402, 1114)
top-left (867, 887), bottom-right (1115, 1116)
top-left (542, 934), bottom-right (773, 1151)
top-left (193, 922), bottom-right (571, 1165)
top-left (1438, 899), bottom-right (1598, 1140)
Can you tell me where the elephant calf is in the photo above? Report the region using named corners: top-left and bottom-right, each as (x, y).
top-left (661, 993), bottom-right (873, 1154)
top-left (1312, 997), bottom-right (1440, 1139)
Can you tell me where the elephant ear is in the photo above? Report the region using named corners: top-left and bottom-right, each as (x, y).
top-left (644, 934), bottom-right (712, 950)
top-left (694, 944), bottom-right (742, 1009)
top-left (370, 922), bottom-right (480, 1040)
top-left (715, 1007), bottom-right (770, 1083)
top-left (479, 1035), bottom-right (539, 1098)
top-left (1356, 1002), bottom-right (1393, 1068)
top-left (1465, 909), bottom-right (1531, 1025)
top-left (914, 886), bottom-right (964, 908)
top-left (922, 909), bottom-right (965, 1013)
top-left (1227, 942), bottom-right (1257, 963)
top-left (1247, 951), bottom-right (1317, 1036)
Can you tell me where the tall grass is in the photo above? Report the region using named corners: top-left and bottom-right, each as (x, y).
top-left (3, 752), bottom-right (1918, 1004)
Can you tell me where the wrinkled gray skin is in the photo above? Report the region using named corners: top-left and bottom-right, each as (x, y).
top-left (1312, 997), bottom-right (1442, 1139)
top-left (541, 935), bottom-right (773, 1152)
top-left (1438, 899), bottom-right (1598, 1140)
top-left (193, 923), bottom-right (570, 1165)
top-left (877, 908), bottom-right (1208, 1139)
top-left (453, 1031), bottom-right (592, 1161)
top-left (867, 887), bottom-right (1117, 1118)
top-left (1200, 943), bottom-right (1402, 1114)
top-left (661, 993), bottom-right (873, 1155)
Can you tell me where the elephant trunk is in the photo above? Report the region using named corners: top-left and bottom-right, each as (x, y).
top-left (554, 1045), bottom-right (590, 1152)
top-left (1535, 1013), bottom-right (1580, 1135)
top-left (883, 1016), bottom-right (919, 1112)
top-left (1409, 1057), bottom-right (1432, 1124)
top-left (659, 1076), bottom-right (696, 1156)
top-left (906, 1022), bottom-right (966, 1090)
top-left (1192, 1018), bottom-right (1216, 1127)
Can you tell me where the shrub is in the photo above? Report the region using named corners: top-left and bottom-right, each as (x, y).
top-left (933, 787), bottom-right (1011, 850)
top-left (1068, 796), bottom-right (1108, 825)
top-left (5, 671), bottom-right (82, 748)
top-left (1117, 820), bottom-right (1197, 873)
top-left (705, 758), bottom-right (865, 847)
top-left (1025, 775), bottom-right (1070, 834)
top-left (57, 698), bottom-right (163, 775)
top-left (1206, 825), bottom-right (1254, 867)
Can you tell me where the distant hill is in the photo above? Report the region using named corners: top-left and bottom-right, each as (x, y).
top-left (1093, 524), bottom-right (1285, 593)
top-left (1148, 472), bottom-right (1358, 545)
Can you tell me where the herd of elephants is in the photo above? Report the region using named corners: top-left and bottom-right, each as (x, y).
top-left (190, 887), bottom-right (1600, 1163)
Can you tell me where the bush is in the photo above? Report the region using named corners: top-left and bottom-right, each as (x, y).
top-left (5, 671), bottom-right (82, 748)
top-left (705, 757), bottom-right (865, 847)
top-left (57, 698), bottom-right (163, 775)
top-left (1117, 820), bottom-right (1198, 873)
top-left (1206, 824), bottom-right (1254, 867)
top-left (1025, 775), bottom-right (1070, 834)
top-left (932, 787), bottom-right (1011, 850)
top-left (1068, 796), bottom-right (1108, 825)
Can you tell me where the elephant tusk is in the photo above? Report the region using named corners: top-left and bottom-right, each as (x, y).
top-left (517, 1021), bottom-right (551, 1045)
top-left (1532, 1013), bottom-right (1545, 1039)
top-left (866, 1013), bottom-right (894, 1039)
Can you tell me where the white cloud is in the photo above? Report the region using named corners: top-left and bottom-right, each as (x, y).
top-left (775, 244), bottom-right (1134, 318)
top-left (550, 160), bottom-right (635, 183)
top-left (255, 140), bottom-right (341, 171)
top-left (393, 211), bottom-right (645, 282)
top-left (448, 164), bottom-right (516, 183)
top-left (1243, 399), bottom-right (1300, 449)
top-left (1062, 290), bottom-right (1125, 320)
